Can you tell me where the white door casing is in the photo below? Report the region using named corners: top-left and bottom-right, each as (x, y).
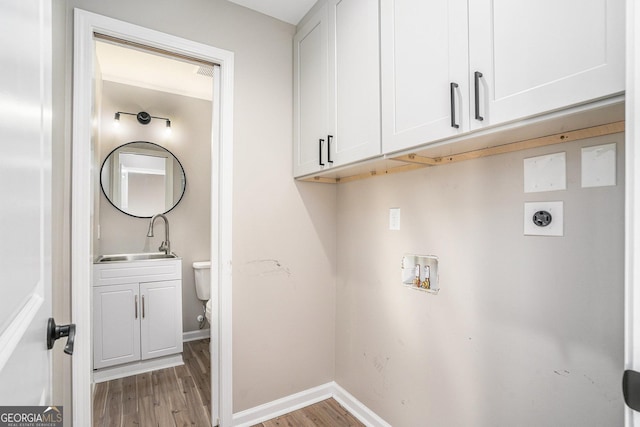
top-left (626, 0), bottom-right (639, 426)
top-left (0, 0), bottom-right (53, 406)
top-left (73, 9), bottom-right (234, 426)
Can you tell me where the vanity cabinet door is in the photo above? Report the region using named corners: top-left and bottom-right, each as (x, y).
top-left (467, 0), bottom-right (624, 130)
top-left (140, 280), bottom-right (183, 360)
top-left (93, 283), bottom-right (141, 369)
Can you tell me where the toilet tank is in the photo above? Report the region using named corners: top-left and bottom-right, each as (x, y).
top-left (192, 261), bottom-right (211, 301)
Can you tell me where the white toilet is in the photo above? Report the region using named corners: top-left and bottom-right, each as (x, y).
top-left (193, 261), bottom-right (212, 324)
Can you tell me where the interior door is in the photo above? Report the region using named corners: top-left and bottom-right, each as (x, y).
top-left (0, 0), bottom-right (54, 405)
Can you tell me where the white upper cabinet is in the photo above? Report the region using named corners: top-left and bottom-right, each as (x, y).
top-left (381, 0), bottom-right (469, 153)
top-left (294, 0), bottom-right (381, 177)
top-left (296, 0), bottom-right (623, 176)
top-left (468, 0), bottom-right (624, 130)
top-left (380, 0), bottom-right (623, 155)
top-left (329, 0), bottom-right (381, 166)
top-left (294, 5), bottom-right (330, 177)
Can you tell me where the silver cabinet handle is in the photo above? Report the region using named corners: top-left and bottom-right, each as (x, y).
top-left (142, 295), bottom-right (145, 319)
top-left (135, 295), bottom-right (138, 319)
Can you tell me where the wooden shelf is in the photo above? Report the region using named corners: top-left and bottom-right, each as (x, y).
top-left (297, 97), bottom-right (625, 184)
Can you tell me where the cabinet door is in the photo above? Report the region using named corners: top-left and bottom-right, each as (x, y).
top-left (93, 283), bottom-right (140, 369)
top-left (140, 280), bottom-right (183, 360)
top-left (381, 0), bottom-right (469, 154)
top-left (329, 0), bottom-right (381, 166)
top-left (293, 5), bottom-right (329, 177)
top-left (468, 0), bottom-right (624, 129)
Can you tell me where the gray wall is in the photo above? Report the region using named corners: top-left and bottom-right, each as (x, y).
top-left (53, 0), bottom-right (337, 414)
top-left (335, 134), bottom-right (625, 426)
top-left (97, 81), bottom-right (212, 333)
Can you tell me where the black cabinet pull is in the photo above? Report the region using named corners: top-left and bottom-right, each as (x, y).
top-left (327, 135), bottom-right (334, 163)
top-left (318, 139), bottom-right (325, 166)
top-left (450, 82), bottom-right (459, 129)
top-left (474, 71), bottom-right (484, 121)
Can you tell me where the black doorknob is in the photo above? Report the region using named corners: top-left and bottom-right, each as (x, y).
top-left (624, 370), bottom-right (640, 411)
top-left (46, 318), bottom-right (76, 355)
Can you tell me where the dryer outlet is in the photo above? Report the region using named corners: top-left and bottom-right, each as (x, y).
top-left (524, 201), bottom-right (563, 236)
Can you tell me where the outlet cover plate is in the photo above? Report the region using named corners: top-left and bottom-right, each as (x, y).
top-left (524, 152), bottom-right (566, 193)
top-left (389, 208), bottom-right (400, 230)
top-left (582, 143), bottom-right (616, 188)
top-left (524, 201), bottom-right (563, 236)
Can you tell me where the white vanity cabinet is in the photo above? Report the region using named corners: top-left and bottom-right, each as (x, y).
top-left (293, 0), bottom-right (381, 177)
top-left (93, 258), bottom-right (183, 371)
top-left (380, 0), bottom-right (624, 154)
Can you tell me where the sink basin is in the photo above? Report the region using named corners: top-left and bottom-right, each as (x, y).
top-left (95, 252), bottom-right (179, 263)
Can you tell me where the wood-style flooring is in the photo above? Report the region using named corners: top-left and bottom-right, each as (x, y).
top-left (93, 338), bottom-right (363, 427)
top-left (93, 338), bottom-right (212, 427)
top-left (250, 398), bottom-right (365, 427)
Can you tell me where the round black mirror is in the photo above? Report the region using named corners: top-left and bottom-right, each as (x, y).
top-left (100, 141), bottom-right (186, 218)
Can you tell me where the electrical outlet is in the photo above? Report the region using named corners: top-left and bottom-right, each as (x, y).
top-left (389, 208), bottom-right (400, 230)
top-left (524, 201), bottom-right (563, 236)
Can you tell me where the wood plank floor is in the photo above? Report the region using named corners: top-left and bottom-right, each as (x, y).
top-left (250, 399), bottom-right (365, 427)
top-left (93, 338), bottom-right (212, 427)
top-left (94, 338), bottom-right (363, 427)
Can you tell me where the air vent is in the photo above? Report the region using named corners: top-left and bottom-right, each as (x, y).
top-left (196, 65), bottom-right (214, 78)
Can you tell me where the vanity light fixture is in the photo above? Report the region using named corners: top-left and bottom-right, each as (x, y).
top-left (114, 111), bottom-right (172, 129)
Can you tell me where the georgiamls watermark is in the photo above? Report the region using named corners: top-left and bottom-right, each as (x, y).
top-left (0, 406), bottom-right (63, 427)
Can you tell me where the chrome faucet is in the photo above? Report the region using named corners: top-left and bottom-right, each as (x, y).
top-left (147, 214), bottom-right (170, 255)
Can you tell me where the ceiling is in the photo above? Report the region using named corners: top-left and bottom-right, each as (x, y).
top-left (95, 41), bottom-right (215, 101)
top-left (227, 0), bottom-right (316, 25)
top-left (95, 1), bottom-right (315, 100)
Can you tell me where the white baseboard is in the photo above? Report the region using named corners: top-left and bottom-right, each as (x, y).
top-left (183, 329), bottom-right (210, 342)
top-left (232, 381), bottom-right (390, 427)
top-left (232, 382), bottom-right (334, 427)
top-left (93, 354), bottom-right (184, 383)
top-left (332, 383), bottom-right (392, 427)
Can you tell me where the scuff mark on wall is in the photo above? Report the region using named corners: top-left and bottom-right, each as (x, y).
top-left (243, 259), bottom-right (291, 277)
top-left (369, 355), bottom-right (391, 397)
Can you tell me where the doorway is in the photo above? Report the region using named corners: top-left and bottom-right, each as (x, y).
top-left (72, 9), bottom-right (234, 426)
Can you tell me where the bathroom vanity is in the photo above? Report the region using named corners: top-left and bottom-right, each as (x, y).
top-left (92, 254), bottom-right (183, 380)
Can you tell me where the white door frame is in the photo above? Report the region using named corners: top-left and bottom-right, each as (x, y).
top-left (627, 0), bottom-right (639, 426)
top-left (71, 9), bottom-right (234, 426)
